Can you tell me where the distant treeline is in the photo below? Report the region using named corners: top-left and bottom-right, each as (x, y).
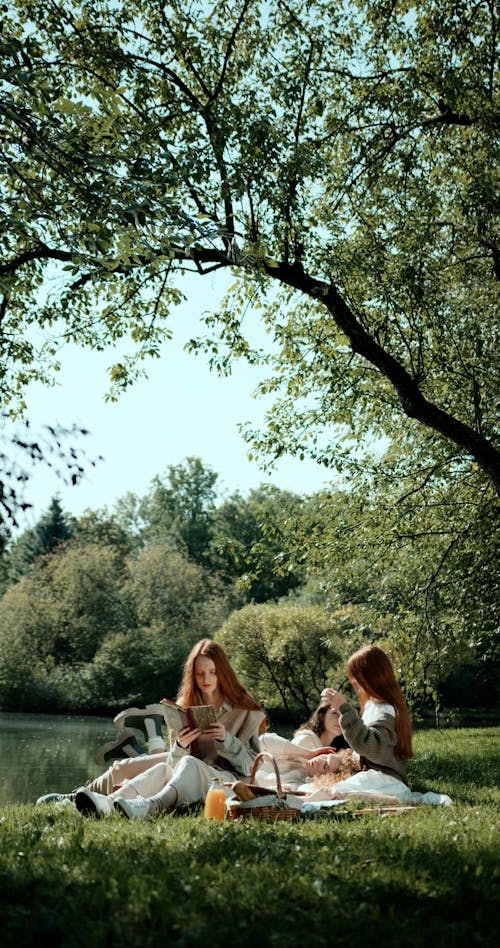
top-left (0, 457), bottom-right (498, 719)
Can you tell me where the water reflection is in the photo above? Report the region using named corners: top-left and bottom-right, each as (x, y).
top-left (0, 711), bottom-right (118, 806)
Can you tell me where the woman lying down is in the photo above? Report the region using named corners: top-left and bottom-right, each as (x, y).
top-left (255, 647), bottom-right (452, 808)
top-left (255, 699), bottom-right (362, 793)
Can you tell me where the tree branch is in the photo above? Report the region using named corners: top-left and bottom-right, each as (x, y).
top-left (0, 245), bottom-right (72, 277)
top-left (209, 0), bottom-right (253, 102)
top-left (267, 260), bottom-right (500, 492)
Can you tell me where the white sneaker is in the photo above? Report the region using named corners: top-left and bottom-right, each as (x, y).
top-left (36, 791), bottom-right (77, 806)
top-left (53, 797), bottom-right (77, 810)
top-left (113, 796), bottom-right (155, 820)
top-left (75, 787), bottom-right (114, 818)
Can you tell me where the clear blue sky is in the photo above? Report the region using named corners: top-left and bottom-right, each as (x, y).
top-left (15, 270), bottom-right (333, 531)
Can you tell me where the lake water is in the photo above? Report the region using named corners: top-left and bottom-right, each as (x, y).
top-left (0, 710), bottom-right (294, 807)
top-left (0, 711), bottom-right (120, 807)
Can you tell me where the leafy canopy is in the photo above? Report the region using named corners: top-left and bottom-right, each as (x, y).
top-left (1, 0), bottom-right (499, 495)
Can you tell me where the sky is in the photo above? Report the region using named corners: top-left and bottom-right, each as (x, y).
top-left (11, 269), bottom-right (335, 532)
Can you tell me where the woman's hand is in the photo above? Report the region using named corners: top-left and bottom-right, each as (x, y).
top-left (320, 687), bottom-right (348, 711)
top-left (288, 745), bottom-right (336, 762)
top-left (176, 726), bottom-right (200, 748)
top-left (306, 755), bottom-right (332, 777)
top-left (202, 722), bottom-right (226, 742)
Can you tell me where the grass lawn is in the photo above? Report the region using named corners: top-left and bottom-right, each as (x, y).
top-left (0, 727), bottom-right (498, 948)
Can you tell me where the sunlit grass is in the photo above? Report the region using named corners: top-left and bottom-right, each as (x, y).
top-left (0, 728), bottom-right (498, 948)
top-left (409, 727), bottom-right (500, 804)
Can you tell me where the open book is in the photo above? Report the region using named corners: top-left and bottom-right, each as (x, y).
top-left (160, 698), bottom-right (217, 733)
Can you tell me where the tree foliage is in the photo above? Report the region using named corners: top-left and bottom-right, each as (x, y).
top-left (138, 456), bottom-right (219, 565)
top-left (210, 485), bottom-right (304, 601)
top-left (0, 416), bottom-right (99, 528)
top-left (0, 530), bottom-right (230, 711)
top-left (1, 0), bottom-right (498, 499)
top-left (6, 495), bottom-right (73, 583)
top-left (0, 541), bottom-right (129, 665)
top-left (111, 457), bottom-right (303, 602)
top-left (281, 465), bottom-right (500, 709)
top-left (0, 456), bottom-right (497, 712)
top-left (216, 601), bottom-right (369, 719)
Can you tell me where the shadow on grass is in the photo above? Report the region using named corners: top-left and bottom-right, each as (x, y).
top-left (0, 801), bottom-right (498, 948)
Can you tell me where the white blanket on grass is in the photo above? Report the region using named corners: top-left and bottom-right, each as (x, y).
top-left (299, 768), bottom-right (452, 810)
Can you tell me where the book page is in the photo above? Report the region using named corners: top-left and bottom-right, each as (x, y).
top-left (160, 699), bottom-right (188, 731)
top-left (161, 707), bottom-right (185, 731)
top-left (189, 705), bottom-right (217, 732)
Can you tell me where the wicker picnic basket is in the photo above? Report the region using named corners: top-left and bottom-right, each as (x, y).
top-left (227, 751), bottom-right (304, 822)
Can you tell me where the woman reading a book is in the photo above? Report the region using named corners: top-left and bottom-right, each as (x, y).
top-left (73, 638), bottom-right (267, 819)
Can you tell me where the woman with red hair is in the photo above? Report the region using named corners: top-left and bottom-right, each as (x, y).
top-left (75, 639), bottom-right (266, 819)
top-left (319, 644), bottom-right (413, 787)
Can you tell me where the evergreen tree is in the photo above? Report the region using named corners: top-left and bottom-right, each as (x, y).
top-left (6, 496), bottom-right (73, 583)
top-left (34, 496), bottom-right (72, 553)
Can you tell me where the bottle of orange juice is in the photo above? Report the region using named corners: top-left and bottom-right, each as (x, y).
top-left (204, 776), bottom-right (226, 821)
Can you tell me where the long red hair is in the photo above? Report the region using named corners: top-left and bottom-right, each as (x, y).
top-left (347, 645), bottom-right (413, 760)
top-left (177, 639), bottom-right (263, 714)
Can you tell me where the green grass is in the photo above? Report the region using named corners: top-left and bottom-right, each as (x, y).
top-left (0, 728), bottom-right (498, 948)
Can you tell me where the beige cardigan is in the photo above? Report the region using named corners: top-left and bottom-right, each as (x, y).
top-left (170, 705), bottom-right (266, 778)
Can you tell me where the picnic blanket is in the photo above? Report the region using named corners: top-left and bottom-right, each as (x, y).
top-left (299, 768), bottom-right (452, 813)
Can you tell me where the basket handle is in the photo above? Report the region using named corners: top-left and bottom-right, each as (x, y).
top-left (249, 751), bottom-right (284, 799)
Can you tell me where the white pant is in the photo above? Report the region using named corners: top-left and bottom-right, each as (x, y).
top-left (120, 756), bottom-right (236, 807)
top-left (89, 751), bottom-right (172, 795)
top-left (119, 760), bottom-right (174, 798)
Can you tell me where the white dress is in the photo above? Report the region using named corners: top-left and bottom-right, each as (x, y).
top-left (299, 701), bottom-right (453, 807)
top-left (255, 728), bottom-right (322, 790)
